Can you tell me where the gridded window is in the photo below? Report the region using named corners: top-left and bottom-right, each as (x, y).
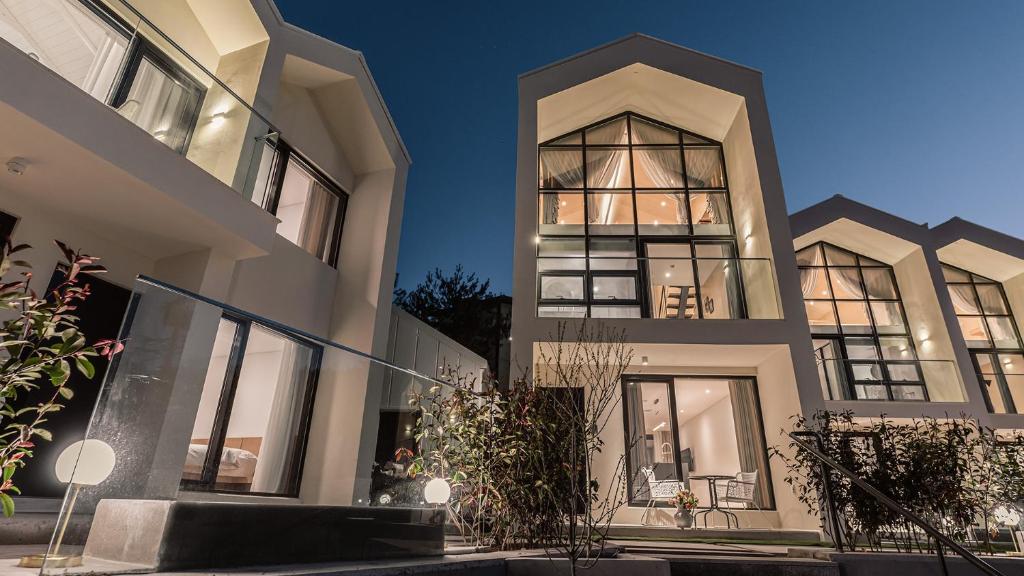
top-left (535, 112), bottom-right (736, 318)
top-left (798, 243), bottom-right (925, 401)
top-left (942, 264), bottom-right (1024, 414)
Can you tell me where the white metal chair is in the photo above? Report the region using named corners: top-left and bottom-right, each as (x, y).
top-left (639, 466), bottom-right (685, 526)
top-left (716, 471), bottom-right (769, 527)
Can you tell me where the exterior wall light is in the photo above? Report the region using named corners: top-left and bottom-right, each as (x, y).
top-left (6, 157), bottom-right (27, 176)
top-left (424, 477), bottom-right (451, 505)
top-left (209, 110), bottom-right (230, 127)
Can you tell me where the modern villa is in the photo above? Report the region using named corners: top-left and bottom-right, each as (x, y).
top-left (510, 34), bottom-right (1024, 531)
top-left (0, 0), bottom-right (1022, 572)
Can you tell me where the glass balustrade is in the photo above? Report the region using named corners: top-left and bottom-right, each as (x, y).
top-left (814, 358), bottom-right (965, 403)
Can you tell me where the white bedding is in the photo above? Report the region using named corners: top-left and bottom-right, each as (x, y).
top-left (184, 443), bottom-right (258, 476)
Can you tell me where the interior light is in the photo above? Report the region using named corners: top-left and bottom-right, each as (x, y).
top-left (665, 272), bottom-right (672, 278)
top-left (561, 201), bottom-right (567, 207)
top-left (705, 389), bottom-right (710, 394)
top-left (660, 201), bottom-right (667, 207)
top-left (653, 220), bottom-right (659, 226)
top-left (559, 219), bottom-right (565, 224)
top-left (533, 236), bottom-right (541, 244)
top-left (652, 422), bottom-right (666, 432)
top-left (593, 286), bottom-right (600, 292)
top-left (153, 128), bottom-right (169, 141)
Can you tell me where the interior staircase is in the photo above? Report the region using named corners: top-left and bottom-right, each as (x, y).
top-left (661, 285), bottom-right (696, 319)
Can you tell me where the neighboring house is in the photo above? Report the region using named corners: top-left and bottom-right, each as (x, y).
top-left (0, 0), bottom-right (417, 562)
top-left (511, 34), bottom-right (1024, 530)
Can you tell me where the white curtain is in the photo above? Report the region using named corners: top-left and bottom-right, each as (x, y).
top-left (830, 267), bottom-right (863, 299)
top-left (800, 268), bottom-right (821, 298)
top-left (298, 181), bottom-right (337, 261)
top-left (540, 150), bottom-right (584, 188)
top-left (250, 340), bottom-right (313, 493)
top-left (728, 380), bottom-right (771, 508)
top-left (948, 285), bottom-right (979, 314)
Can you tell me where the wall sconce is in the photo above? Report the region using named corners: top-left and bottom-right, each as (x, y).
top-left (5, 157), bottom-right (27, 176)
top-left (641, 356), bottom-right (649, 366)
top-left (209, 110), bottom-right (229, 127)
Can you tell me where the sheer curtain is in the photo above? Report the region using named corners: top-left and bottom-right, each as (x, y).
top-left (630, 129), bottom-right (685, 218)
top-left (948, 285), bottom-right (979, 314)
top-left (728, 379), bottom-right (772, 508)
top-left (800, 268), bottom-right (821, 298)
top-left (298, 181), bottom-right (338, 262)
top-left (250, 340), bottom-right (313, 493)
top-left (540, 150), bottom-right (584, 188)
top-left (830, 268), bottom-right (864, 299)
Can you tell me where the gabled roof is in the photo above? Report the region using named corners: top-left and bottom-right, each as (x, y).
top-left (790, 194), bottom-right (931, 244)
top-left (931, 217), bottom-right (1024, 262)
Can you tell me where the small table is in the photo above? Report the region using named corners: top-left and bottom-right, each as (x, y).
top-left (690, 474), bottom-right (739, 529)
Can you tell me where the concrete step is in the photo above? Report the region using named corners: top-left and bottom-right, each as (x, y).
top-left (663, 555), bottom-right (840, 576)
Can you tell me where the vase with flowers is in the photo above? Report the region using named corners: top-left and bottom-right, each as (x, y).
top-left (669, 488), bottom-right (699, 529)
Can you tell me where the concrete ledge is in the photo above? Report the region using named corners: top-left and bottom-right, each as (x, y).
top-left (506, 554), bottom-right (670, 576)
top-left (606, 524), bottom-right (822, 544)
top-left (82, 500), bottom-right (445, 571)
top-left (819, 551), bottom-right (1024, 576)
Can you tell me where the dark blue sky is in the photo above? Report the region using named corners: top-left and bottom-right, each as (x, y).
top-left (276, 1), bottom-right (1024, 295)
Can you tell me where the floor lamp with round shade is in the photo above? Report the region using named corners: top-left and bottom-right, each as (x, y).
top-left (19, 439), bottom-right (115, 568)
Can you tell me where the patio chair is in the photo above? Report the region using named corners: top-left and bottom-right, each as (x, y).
top-left (716, 471), bottom-right (769, 527)
top-left (639, 465), bottom-right (685, 526)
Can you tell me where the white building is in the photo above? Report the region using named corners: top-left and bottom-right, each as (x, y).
top-left (510, 34), bottom-right (1024, 530)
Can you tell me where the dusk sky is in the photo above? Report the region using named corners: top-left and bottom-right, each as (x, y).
top-left (276, 1), bottom-right (1024, 295)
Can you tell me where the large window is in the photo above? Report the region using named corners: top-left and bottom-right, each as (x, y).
top-left (0, 0), bottom-right (205, 153)
top-left (183, 317), bottom-right (320, 496)
top-left (798, 242), bottom-right (925, 401)
top-left (536, 112), bottom-right (739, 318)
top-left (942, 264), bottom-right (1024, 413)
top-left (623, 376), bottom-right (773, 509)
top-left (251, 140), bottom-right (348, 266)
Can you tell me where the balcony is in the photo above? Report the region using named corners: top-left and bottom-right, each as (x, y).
top-left (816, 358), bottom-right (964, 403)
top-left (0, 0), bottom-right (274, 200)
top-left (536, 256), bottom-right (781, 320)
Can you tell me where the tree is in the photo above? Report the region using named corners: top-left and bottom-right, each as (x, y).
top-left (394, 266), bottom-right (509, 370)
top-left (0, 240), bottom-right (120, 516)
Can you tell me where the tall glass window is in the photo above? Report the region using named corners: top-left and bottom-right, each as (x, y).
top-left (183, 317), bottom-right (320, 496)
top-left (537, 112), bottom-right (738, 318)
top-left (798, 243), bottom-right (925, 401)
top-left (942, 264), bottom-right (1024, 413)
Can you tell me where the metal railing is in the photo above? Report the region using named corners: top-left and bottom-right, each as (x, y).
top-left (536, 255), bottom-right (781, 320)
top-left (814, 358), bottom-right (965, 402)
top-left (788, 431), bottom-right (1006, 576)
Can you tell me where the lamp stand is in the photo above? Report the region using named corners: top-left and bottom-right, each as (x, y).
top-left (18, 484), bottom-right (83, 568)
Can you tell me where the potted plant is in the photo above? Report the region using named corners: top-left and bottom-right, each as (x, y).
top-left (669, 488), bottom-right (699, 529)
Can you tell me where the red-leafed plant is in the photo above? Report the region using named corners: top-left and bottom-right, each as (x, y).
top-left (0, 240), bottom-right (121, 516)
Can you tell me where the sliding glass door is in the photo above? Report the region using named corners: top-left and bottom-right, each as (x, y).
top-left (623, 376), bottom-right (773, 508)
top-left (183, 317), bottom-right (320, 496)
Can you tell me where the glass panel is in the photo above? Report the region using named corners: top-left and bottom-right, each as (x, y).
top-left (805, 301), bottom-right (838, 332)
top-left (987, 316), bottom-right (1020, 348)
top-left (857, 255), bottom-right (886, 267)
top-left (586, 148), bottom-right (631, 188)
top-left (682, 132), bottom-right (712, 145)
top-left (592, 276), bottom-right (637, 301)
top-left (538, 305), bottom-right (586, 318)
top-left (219, 325), bottom-right (315, 494)
top-left (684, 148), bottom-right (725, 188)
top-left (117, 56), bottom-right (202, 153)
top-left (648, 244), bottom-right (695, 320)
top-left (587, 193), bottom-right (635, 235)
top-left (959, 316), bottom-right (991, 348)
top-left (632, 148), bottom-right (684, 188)
top-left (277, 159), bottom-right (341, 263)
top-left (185, 318), bottom-right (241, 483)
top-left (796, 245), bottom-right (825, 266)
top-left (1006, 375), bottom-right (1024, 413)
top-left (855, 384), bottom-right (888, 400)
top-left (836, 301), bottom-right (872, 334)
top-left (862, 268), bottom-right (897, 300)
top-left (540, 275), bottom-right (584, 301)
top-left (942, 265), bottom-right (971, 282)
top-left (0, 0), bottom-right (129, 100)
top-left (828, 268), bottom-right (864, 299)
top-left (624, 380), bottom-right (679, 505)
top-left (891, 386), bottom-right (927, 401)
top-left (948, 285), bottom-right (981, 315)
top-left (887, 363), bottom-right (921, 382)
top-left (585, 117), bottom-right (629, 144)
top-left (998, 353), bottom-right (1024, 375)
top-left (870, 301), bottom-right (907, 334)
top-left (844, 337), bottom-right (879, 360)
top-left (537, 238), bottom-right (585, 271)
top-left (539, 148), bottom-right (584, 188)
top-left (548, 132), bottom-right (582, 145)
top-left (689, 192), bottom-right (731, 235)
top-left (636, 192), bottom-right (688, 235)
top-left (538, 192), bottom-right (584, 235)
top-left (589, 238), bottom-right (636, 270)
top-left (879, 337), bottom-right (915, 360)
top-left (249, 141), bottom-right (279, 210)
top-left (814, 339), bottom-right (847, 400)
top-left (800, 268), bottom-right (832, 299)
top-left (973, 273), bottom-right (994, 284)
top-left (695, 244), bottom-right (742, 319)
top-left (590, 305), bottom-right (641, 318)
top-left (851, 363), bottom-right (883, 381)
top-left (976, 284), bottom-right (1009, 315)
top-left (630, 117), bottom-right (678, 144)
top-left (824, 245), bottom-right (857, 266)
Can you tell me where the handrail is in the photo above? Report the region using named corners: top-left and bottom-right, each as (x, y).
top-left (787, 430), bottom-right (1006, 576)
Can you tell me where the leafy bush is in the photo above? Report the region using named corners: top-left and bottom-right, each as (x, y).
top-left (0, 240), bottom-right (119, 516)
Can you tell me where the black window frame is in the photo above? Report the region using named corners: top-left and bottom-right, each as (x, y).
top-left (942, 263), bottom-right (1024, 414)
top-left (535, 112), bottom-right (740, 319)
top-left (0, 210), bottom-right (18, 244)
top-left (620, 374), bottom-right (775, 510)
top-left (258, 139), bottom-right (349, 268)
top-left (179, 313), bottom-right (322, 498)
top-left (798, 242), bottom-right (926, 401)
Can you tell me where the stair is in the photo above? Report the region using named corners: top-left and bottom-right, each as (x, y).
top-left (663, 286), bottom-right (696, 319)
